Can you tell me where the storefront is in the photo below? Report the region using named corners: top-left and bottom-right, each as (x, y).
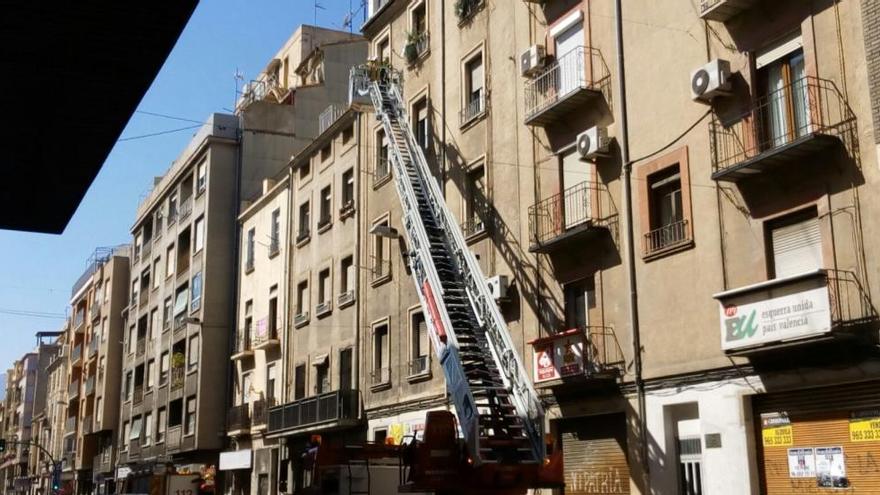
top-left (754, 380), bottom-right (880, 493)
top-left (557, 414), bottom-right (631, 495)
top-left (219, 450), bottom-right (251, 495)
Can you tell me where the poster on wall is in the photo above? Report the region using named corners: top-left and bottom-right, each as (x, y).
top-left (761, 413), bottom-right (793, 447)
top-left (787, 448), bottom-right (816, 478)
top-left (534, 345), bottom-right (558, 382)
top-left (531, 330), bottom-right (585, 384)
top-left (850, 410), bottom-right (880, 442)
top-left (815, 446), bottom-right (848, 488)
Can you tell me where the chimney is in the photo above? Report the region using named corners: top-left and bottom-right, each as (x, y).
top-left (262, 178), bottom-right (277, 195)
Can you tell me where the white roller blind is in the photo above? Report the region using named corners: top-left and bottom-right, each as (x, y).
top-left (771, 216), bottom-right (822, 278)
top-left (469, 57), bottom-right (484, 93)
top-left (756, 31), bottom-right (803, 69)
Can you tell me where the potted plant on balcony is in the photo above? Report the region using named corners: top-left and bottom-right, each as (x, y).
top-left (404, 31), bottom-right (425, 65)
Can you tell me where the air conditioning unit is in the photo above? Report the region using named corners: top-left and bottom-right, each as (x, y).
top-left (520, 45), bottom-right (547, 77)
top-left (486, 275), bottom-right (509, 302)
top-left (690, 59), bottom-right (732, 102)
top-left (576, 126), bottom-right (610, 160)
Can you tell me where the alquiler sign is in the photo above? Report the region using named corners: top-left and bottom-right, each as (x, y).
top-left (714, 271), bottom-right (832, 351)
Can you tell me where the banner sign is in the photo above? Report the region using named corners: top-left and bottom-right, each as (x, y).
top-left (716, 276), bottom-right (831, 351)
top-left (531, 330), bottom-right (584, 384)
top-left (850, 410), bottom-right (880, 442)
top-left (762, 413), bottom-right (793, 447)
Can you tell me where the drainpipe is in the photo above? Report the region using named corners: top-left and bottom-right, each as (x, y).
top-left (226, 118), bottom-right (244, 457)
top-left (614, 0), bottom-right (649, 484)
top-left (354, 113), bottom-right (362, 417)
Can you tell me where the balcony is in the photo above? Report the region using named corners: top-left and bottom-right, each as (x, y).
top-left (461, 203), bottom-right (489, 239)
top-left (85, 376), bottom-right (95, 396)
top-left (267, 390), bottom-right (359, 435)
top-left (337, 290), bottom-right (356, 308)
top-left (252, 398), bottom-right (275, 428)
top-left (319, 104), bottom-right (347, 135)
top-left (455, 0), bottom-right (484, 23)
top-left (699, 0), bottom-right (758, 22)
top-left (90, 302), bottom-right (101, 321)
top-left (460, 90), bottom-right (486, 126)
top-left (64, 416), bottom-right (77, 435)
top-left (170, 365), bottom-right (185, 391)
top-left (370, 256), bottom-right (391, 284)
top-left (88, 338), bottom-right (99, 358)
top-left (141, 239), bottom-right (152, 260)
top-left (524, 46), bottom-right (611, 126)
top-left (231, 331), bottom-right (254, 360)
top-left (133, 385), bottom-right (144, 405)
top-left (404, 32), bottom-right (429, 66)
top-left (166, 426), bottom-right (182, 451)
top-left (529, 326), bottom-right (625, 387)
top-left (643, 219), bottom-right (693, 259)
top-left (253, 325), bottom-right (280, 350)
top-left (136, 338), bottom-right (146, 357)
top-left (407, 356), bottom-right (430, 378)
top-left (714, 269), bottom-right (877, 355)
top-left (295, 228), bottom-right (311, 245)
top-left (82, 415), bottom-right (93, 435)
top-left (68, 380), bottom-right (80, 401)
top-left (374, 157), bottom-right (391, 186)
top-left (710, 77), bottom-right (857, 182)
top-left (227, 404), bottom-right (251, 435)
top-left (528, 180), bottom-right (614, 253)
top-left (93, 447), bottom-right (114, 474)
top-left (179, 198), bottom-right (193, 220)
top-left (73, 312), bottom-right (86, 333)
top-left (315, 301), bottom-right (332, 318)
top-left (293, 311), bottom-right (310, 328)
top-left (138, 290), bottom-right (149, 309)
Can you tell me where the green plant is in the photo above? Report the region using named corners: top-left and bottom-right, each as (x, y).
top-left (171, 352), bottom-right (186, 368)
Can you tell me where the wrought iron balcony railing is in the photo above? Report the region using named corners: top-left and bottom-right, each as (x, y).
top-left (528, 180), bottom-right (614, 253)
top-left (370, 367), bottom-right (391, 386)
top-left (460, 90), bottom-right (486, 125)
top-left (524, 46), bottom-right (611, 126)
top-left (319, 104), bottom-right (347, 135)
top-left (709, 76), bottom-right (857, 181)
top-left (408, 356), bottom-right (430, 377)
top-left (644, 219), bottom-right (692, 257)
top-left (252, 397), bottom-right (276, 426)
top-left (227, 403), bottom-right (251, 432)
top-left (370, 256), bottom-right (391, 283)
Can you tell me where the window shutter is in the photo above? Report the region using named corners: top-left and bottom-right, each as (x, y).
top-left (771, 216), bottom-right (822, 278)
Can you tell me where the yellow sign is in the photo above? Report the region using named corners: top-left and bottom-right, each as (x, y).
top-left (850, 417), bottom-right (880, 442)
top-left (763, 425), bottom-right (794, 447)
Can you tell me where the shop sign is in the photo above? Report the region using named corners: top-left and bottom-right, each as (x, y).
top-left (531, 330), bottom-right (584, 384)
top-left (716, 281), bottom-right (831, 351)
top-left (849, 410), bottom-right (880, 442)
top-left (762, 413), bottom-right (793, 447)
top-left (815, 446), bottom-right (847, 488)
top-left (219, 450), bottom-right (252, 471)
top-left (787, 448), bottom-right (816, 478)
top-left (115, 466), bottom-right (131, 480)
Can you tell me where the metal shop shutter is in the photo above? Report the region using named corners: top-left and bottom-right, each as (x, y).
top-left (754, 381), bottom-right (880, 494)
top-left (560, 413), bottom-right (631, 495)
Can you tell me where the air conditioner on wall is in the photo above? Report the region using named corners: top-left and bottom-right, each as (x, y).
top-left (576, 126), bottom-right (610, 160)
top-left (520, 45), bottom-right (547, 77)
top-left (690, 59), bottom-right (732, 103)
top-left (486, 275), bottom-right (509, 302)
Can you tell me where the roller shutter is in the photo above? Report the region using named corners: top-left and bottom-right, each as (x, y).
top-left (559, 413), bottom-right (631, 495)
top-left (754, 380), bottom-right (880, 494)
top-left (770, 215), bottom-right (822, 278)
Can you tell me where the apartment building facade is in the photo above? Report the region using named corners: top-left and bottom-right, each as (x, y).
top-left (220, 28), bottom-right (368, 495)
top-left (26, 341), bottom-right (60, 495)
top-left (1, 355), bottom-right (38, 495)
top-left (352, 0), bottom-right (880, 493)
top-left (42, 338), bottom-right (69, 495)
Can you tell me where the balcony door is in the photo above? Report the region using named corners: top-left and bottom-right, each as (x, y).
top-left (560, 148), bottom-right (591, 230)
top-left (553, 16), bottom-right (584, 97)
top-left (756, 32), bottom-right (809, 148)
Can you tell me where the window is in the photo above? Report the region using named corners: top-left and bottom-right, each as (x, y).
top-left (376, 130), bottom-right (390, 181)
top-left (294, 364), bottom-right (306, 400)
top-left (318, 269), bottom-right (331, 305)
top-left (413, 97), bottom-right (430, 150)
top-left (96, 396), bottom-right (103, 422)
top-left (268, 293), bottom-right (278, 338)
top-left (156, 408), bottom-right (167, 443)
top-left (174, 284), bottom-right (189, 319)
top-left (410, 311), bottom-right (429, 375)
top-left (146, 359), bottom-right (155, 389)
top-left (128, 326), bottom-right (136, 354)
top-left (320, 144), bottom-right (332, 162)
top-left (464, 164), bottom-right (486, 236)
top-left (315, 359), bottom-right (330, 394)
top-left (124, 371), bottom-right (133, 401)
top-left (169, 398), bottom-right (183, 427)
top-left (339, 348), bottom-right (353, 390)
top-left (196, 160), bottom-right (207, 194)
top-left (177, 228), bottom-right (191, 273)
top-left (122, 421), bottom-right (130, 450)
top-left (159, 352), bottom-right (169, 385)
top-left (166, 245), bottom-right (175, 278)
top-left (342, 125), bottom-right (354, 145)
top-left (241, 373), bottom-right (252, 403)
top-left (756, 32), bottom-right (808, 149)
top-left (298, 202), bottom-right (311, 241)
top-left (140, 268), bottom-right (151, 297)
top-left (150, 309), bottom-right (159, 340)
top-left (767, 208), bottom-right (822, 279)
top-left (340, 256), bottom-right (355, 294)
top-left (299, 161), bottom-right (311, 180)
top-left (377, 36), bottom-right (391, 64)
top-left (270, 209), bottom-right (281, 254)
top-left (188, 335), bottom-right (200, 370)
top-left (245, 227), bottom-right (255, 271)
top-left (372, 323), bottom-right (389, 385)
top-left (319, 186), bottom-right (332, 227)
top-left (194, 216), bottom-right (205, 253)
top-left (296, 280), bottom-right (309, 316)
top-left (184, 397), bottom-right (196, 435)
top-left (130, 416), bottom-right (143, 445)
top-left (143, 413), bottom-right (153, 446)
top-left (163, 297), bottom-right (173, 329)
top-left (564, 279), bottom-right (593, 330)
top-left (341, 169), bottom-right (355, 210)
top-left (371, 219), bottom-right (391, 282)
top-left (169, 193), bottom-right (178, 223)
top-left (374, 429), bottom-right (387, 444)
top-left (463, 53), bottom-right (485, 122)
top-left (191, 272), bottom-right (202, 312)
top-left (134, 233), bottom-right (143, 260)
top-left (153, 258), bottom-right (161, 289)
top-left (267, 364), bottom-right (277, 402)
top-left (131, 279), bottom-right (138, 306)
top-left (638, 148), bottom-right (694, 259)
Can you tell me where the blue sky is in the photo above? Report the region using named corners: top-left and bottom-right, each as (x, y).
top-left (0, 1), bottom-right (358, 370)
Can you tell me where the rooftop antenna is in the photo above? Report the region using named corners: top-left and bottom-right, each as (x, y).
top-left (314, 1), bottom-right (325, 26)
top-left (234, 68), bottom-right (244, 113)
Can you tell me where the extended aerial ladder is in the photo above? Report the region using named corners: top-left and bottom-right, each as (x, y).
top-left (310, 66), bottom-right (560, 494)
